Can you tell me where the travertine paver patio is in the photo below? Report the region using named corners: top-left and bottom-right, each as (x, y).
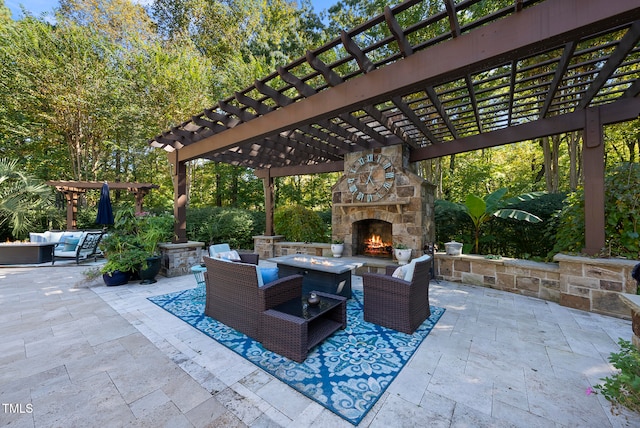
top-left (1, 262), bottom-right (640, 427)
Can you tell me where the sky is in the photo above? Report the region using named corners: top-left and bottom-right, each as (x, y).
top-left (6, 0), bottom-right (337, 21)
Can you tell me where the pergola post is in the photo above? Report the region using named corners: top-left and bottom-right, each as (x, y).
top-left (582, 107), bottom-right (606, 255)
top-left (131, 188), bottom-right (149, 214)
top-left (172, 155), bottom-right (188, 243)
top-left (62, 190), bottom-right (82, 230)
top-left (262, 169), bottom-right (274, 236)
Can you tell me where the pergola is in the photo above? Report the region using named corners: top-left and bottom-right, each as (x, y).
top-left (150, 0), bottom-right (640, 254)
top-left (47, 181), bottom-right (159, 230)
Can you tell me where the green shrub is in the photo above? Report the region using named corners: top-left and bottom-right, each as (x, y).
top-left (274, 205), bottom-right (328, 243)
top-left (595, 339), bottom-right (640, 414)
top-left (493, 192), bottom-right (565, 259)
top-left (186, 206), bottom-right (263, 249)
top-left (213, 209), bottom-right (256, 249)
top-left (552, 162), bottom-right (640, 259)
top-left (434, 194), bottom-right (563, 259)
top-left (434, 199), bottom-right (472, 247)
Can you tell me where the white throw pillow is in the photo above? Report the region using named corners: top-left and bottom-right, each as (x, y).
top-left (215, 250), bottom-right (241, 261)
top-left (402, 255), bottom-right (432, 282)
top-left (392, 266), bottom-right (406, 280)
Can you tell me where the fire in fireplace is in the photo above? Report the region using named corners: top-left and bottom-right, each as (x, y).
top-left (353, 219), bottom-right (393, 258)
top-left (363, 234), bottom-right (392, 257)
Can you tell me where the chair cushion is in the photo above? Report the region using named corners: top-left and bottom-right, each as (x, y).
top-left (392, 265), bottom-right (406, 280)
top-left (63, 237), bottom-right (80, 251)
top-left (215, 250), bottom-right (241, 261)
top-left (402, 254), bottom-right (432, 282)
top-left (29, 232), bottom-right (47, 243)
top-left (209, 243), bottom-right (231, 256)
top-left (259, 267), bottom-right (279, 285)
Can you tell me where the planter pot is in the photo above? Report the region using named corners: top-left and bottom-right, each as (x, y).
top-left (394, 248), bottom-right (412, 265)
top-left (445, 241), bottom-right (463, 256)
top-left (331, 244), bottom-right (344, 258)
top-left (139, 256), bottom-right (162, 284)
top-left (102, 270), bottom-right (129, 286)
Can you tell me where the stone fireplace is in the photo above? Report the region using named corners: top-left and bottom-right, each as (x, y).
top-left (353, 219), bottom-right (393, 258)
top-left (332, 145), bottom-right (435, 260)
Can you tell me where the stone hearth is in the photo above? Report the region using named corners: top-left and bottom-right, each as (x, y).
top-left (331, 145), bottom-right (435, 259)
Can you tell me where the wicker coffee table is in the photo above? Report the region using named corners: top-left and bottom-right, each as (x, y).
top-left (261, 291), bottom-right (347, 362)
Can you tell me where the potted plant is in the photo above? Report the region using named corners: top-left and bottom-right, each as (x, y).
top-left (331, 239), bottom-right (344, 258)
top-left (99, 232), bottom-right (145, 286)
top-left (393, 243), bottom-right (412, 265)
top-left (99, 208), bottom-right (173, 285)
top-left (136, 212), bottom-right (173, 284)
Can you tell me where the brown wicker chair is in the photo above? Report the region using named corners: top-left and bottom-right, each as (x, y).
top-left (203, 256), bottom-right (303, 341)
top-left (361, 256), bottom-right (431, 334)
top-left (208, 243), bottom-right (259, 265)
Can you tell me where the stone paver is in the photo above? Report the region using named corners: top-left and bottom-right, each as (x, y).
top-left (1, 262), bottom-right (640, 427)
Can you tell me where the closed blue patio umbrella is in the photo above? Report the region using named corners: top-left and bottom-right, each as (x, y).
top-left (96, 182), bottom-right (114, 227)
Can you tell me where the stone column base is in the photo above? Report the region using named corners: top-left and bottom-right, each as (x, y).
top-left (253, 235), bottom-right (284, 260)
top-left (158, 241), bottom-right (205, 277)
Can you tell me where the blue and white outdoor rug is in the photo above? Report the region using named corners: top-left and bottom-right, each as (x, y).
top-left (148, 287), bottom-right (445, 425)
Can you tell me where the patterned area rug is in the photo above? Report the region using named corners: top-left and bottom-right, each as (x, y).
top-left (148, 287), bottom-right (445, 425)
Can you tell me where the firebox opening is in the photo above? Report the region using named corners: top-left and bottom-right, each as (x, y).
top-left (353, 219), bottom-right (392, 258)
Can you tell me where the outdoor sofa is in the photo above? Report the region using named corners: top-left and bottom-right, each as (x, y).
top-left (361, 254), bottom-right (432, 334)
top-left (203, 256), bottom-right (303, 341)
top-left (29, 230), bottom-right (105, 264)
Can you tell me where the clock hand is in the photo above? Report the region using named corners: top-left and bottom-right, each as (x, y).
top-left (365, 167), bottom-right (374, 185)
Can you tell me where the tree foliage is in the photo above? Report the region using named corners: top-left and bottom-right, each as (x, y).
top-left (0, 158), bottom-right (52, 238)
top-left (552, 162), bottom-right (640, 259)
top-left (274, 205), bottom-right (328, 242)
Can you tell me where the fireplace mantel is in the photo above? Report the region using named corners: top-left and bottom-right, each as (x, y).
top-left (334, 198), bottom-right (410, 214)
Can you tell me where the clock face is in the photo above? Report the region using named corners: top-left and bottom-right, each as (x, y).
top-left (347, 153), bottom-right (395, 202)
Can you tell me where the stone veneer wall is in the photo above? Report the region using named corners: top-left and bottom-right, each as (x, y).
top-left (435, 253), bottom-right (639, 319)
top-left (254, 235), bottom-right (331, 259)
top-left (332, 145), bottom-right (435, 258)
top-left (158, 241), bottom-right (205, 278)
top-left (254, 235), bottom-right (639, 320)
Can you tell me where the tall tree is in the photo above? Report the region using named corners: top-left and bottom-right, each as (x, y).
top-left (1, 3), bottom-right (213, 195)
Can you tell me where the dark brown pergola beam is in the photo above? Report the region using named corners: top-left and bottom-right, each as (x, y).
top-left (409, 97), bottom-right (640, 161)
top-left (171, 0), bottom-right (640, 163)
top-left (254, 161), bottom-right (345, 179)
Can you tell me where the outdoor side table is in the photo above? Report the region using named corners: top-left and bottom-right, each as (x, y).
top-left (191, 264), bottom-right (207, 297)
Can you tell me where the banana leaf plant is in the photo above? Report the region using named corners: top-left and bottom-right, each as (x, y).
top-left (465, 188), bottom-right (543, 254)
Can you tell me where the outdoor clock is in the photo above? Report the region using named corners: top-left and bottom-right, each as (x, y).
top-left (346, 153), bottom-right (395, 202)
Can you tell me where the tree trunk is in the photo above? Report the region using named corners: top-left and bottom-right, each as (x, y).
top-left (568, 131), bottom-right (582, 191)
top-left (215, 171), bottom-right (222, 207)
top-left (542, 136), bottom-right (553, 192)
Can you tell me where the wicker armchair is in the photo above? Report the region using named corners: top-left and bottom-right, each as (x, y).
top-left (361, 256), bottom-right (431, 334)
top-left (203, 256), bottom-right (303, 341)
top-left (208, 243), bottom-right (259, 265)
